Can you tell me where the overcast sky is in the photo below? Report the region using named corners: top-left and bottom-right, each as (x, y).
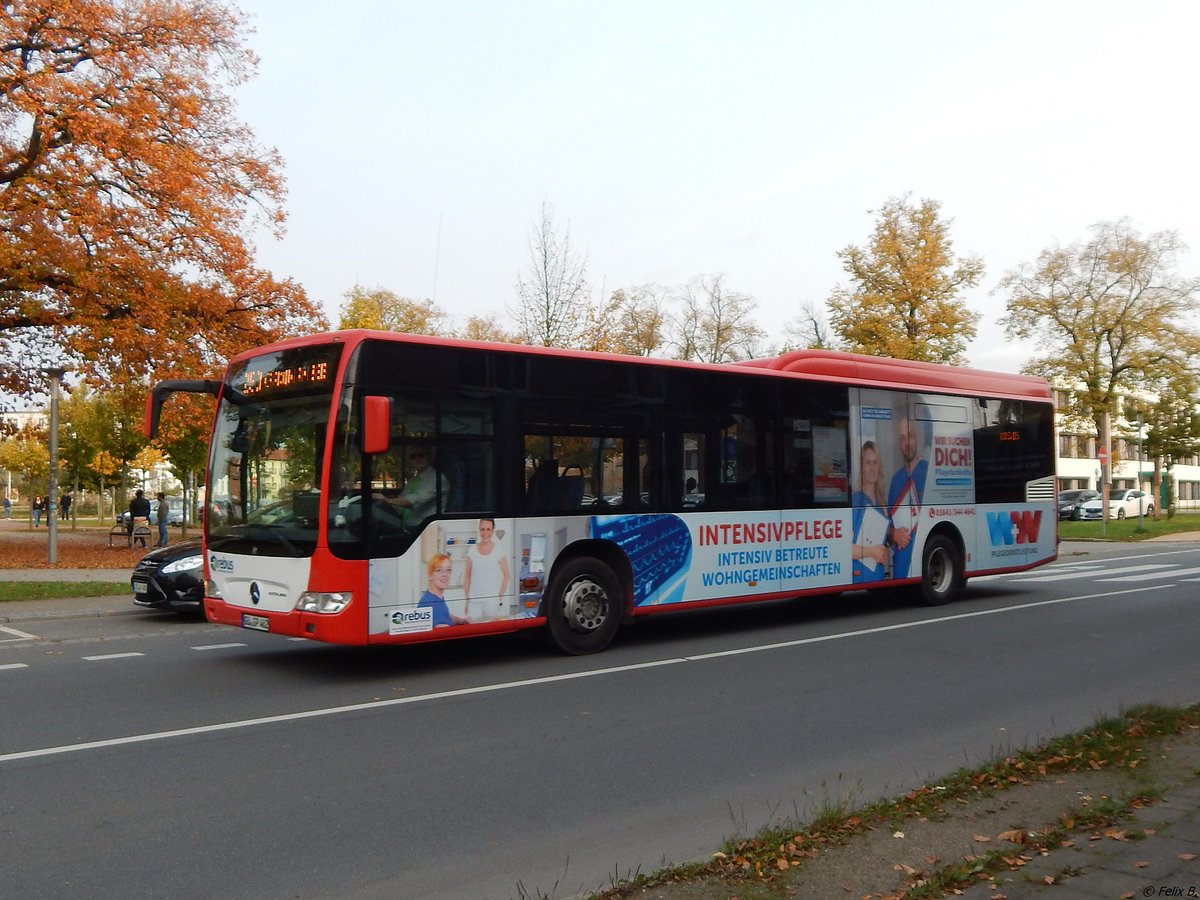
top-left (233, 0), bottom-right (1200, 373)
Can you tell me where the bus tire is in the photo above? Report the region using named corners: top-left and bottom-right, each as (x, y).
top-left (916, 534), bottom-right (963, 606)
top-left (543, 557), bottom-right (623, 655)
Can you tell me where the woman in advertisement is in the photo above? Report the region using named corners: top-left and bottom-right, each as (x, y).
top-left (851, 441), bottom-right (891, 583)
top-left (418, 553), bottom-right (470, 627)
top-left (463, 517), bottom-right (510, 621)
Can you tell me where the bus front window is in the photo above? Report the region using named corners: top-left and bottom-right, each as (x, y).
top-left (207, 394), bottom-right (329, 557)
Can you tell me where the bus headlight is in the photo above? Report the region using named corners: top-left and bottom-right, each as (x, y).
top-left (296, 592), bottom-right (352, 614)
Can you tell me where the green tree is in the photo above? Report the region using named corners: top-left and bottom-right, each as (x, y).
top-left (94, 384), bottom-right (151, 511)
top-left (1142, 365), bottom-right (1200, 517)
top-left (1000, 219), bottom-right (1200, 445)
top-left (58, 385), bottom-right (107, 525)
top-left (827, 196), bottom-right (983, 364)
top-left (153, 391), bottom-right (212, 534)
top-left (0, 422), bottom-right (49, 516)
top-left (337, 285), bottom-right (452, 335)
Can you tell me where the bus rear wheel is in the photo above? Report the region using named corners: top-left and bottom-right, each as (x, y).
top-left (916, 534), bottom-right (963, 606)
top-left (543, 558), bottom-right (623, 655)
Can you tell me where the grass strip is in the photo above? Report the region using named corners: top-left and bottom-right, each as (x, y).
top-left (0, 581), bottom-right (130, 602)
top-left (1058, 511), bottom-right (1200, 541)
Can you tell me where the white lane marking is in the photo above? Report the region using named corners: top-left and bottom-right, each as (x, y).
top-left (0, 583), bottom-right (1163, 765)
top-left (1, 625), bottom-right (39, 641)
top-left (81, 652), bottom-right (145, 661)
top-left (1101, 565), bottom-right (1200, 583)
top-left (0, 663), bottom-right (29, 671)
top-left (972, 565), bottom-right (1100, 583)
top-left (191, 643), bottom-right (247, 651)
top-left (1017, 563), bottom-right (1178, 583)
top-left (1065, 548), bottom-right (1200, 562)
top-left (679, 585), bottom-right (1157, 661)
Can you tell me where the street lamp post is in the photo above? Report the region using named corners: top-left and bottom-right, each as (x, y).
top-left (43, 367), bottom-right (66, 564)
top-left (1137, 413), bottom-right (1146, 530)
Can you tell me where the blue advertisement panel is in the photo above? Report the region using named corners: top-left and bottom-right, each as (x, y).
top-left (975, 503), bottom-right (1054, 569)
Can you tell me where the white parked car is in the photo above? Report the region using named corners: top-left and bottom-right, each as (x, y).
top-left (1079, 488), bottom-right (1154, 520)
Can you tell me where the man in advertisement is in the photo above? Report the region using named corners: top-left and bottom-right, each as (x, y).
top-left (887, 417), bottom-right (929, 578)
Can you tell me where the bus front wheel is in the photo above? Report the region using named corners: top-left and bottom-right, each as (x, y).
top-left (916, 534), bottom-right (963, 606)
top-left (544, 558), bottom-right (623, 655)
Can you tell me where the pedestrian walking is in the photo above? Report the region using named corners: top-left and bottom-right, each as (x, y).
top-left (60, 493), bottom-right (71, 520)
top-left (155, 492), bottom-right (169, 548)
top-left (32, 495), bottom-right (45, 526)
top-left (2, 496), bottom-right (10, 519)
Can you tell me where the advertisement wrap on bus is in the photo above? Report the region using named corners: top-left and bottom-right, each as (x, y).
top-left (352, 383), bottom-right (1053, 639)
top-left (147, 330), bottom-right (1058, 654)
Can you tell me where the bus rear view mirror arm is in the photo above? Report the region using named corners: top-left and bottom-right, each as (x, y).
top-left (144, 379), bottom-right (232, 439)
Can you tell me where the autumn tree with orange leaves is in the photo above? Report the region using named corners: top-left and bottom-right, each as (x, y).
top-left (0, 0), bottom-right (326, 398)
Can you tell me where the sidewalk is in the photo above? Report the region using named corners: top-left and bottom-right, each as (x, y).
top-left (957, 778), bottom-right (1200, 898)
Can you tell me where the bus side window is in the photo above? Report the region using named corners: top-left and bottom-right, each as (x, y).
top-left (679, 432), bottom-right (705, 508)
top-left (526, 458), bottom-right (559, 513)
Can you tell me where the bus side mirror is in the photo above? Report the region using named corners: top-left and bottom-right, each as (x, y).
top-left (362, 396), bottom-right (392, 455)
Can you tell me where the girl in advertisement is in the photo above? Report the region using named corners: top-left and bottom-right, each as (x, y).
top-left (851, 441), bottom-right (891, 583)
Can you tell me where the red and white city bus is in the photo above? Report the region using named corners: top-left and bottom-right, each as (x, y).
top-left (147, 330), bottom-right (1058, 654)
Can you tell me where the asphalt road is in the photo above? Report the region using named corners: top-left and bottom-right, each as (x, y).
top-left (3, 542), bottom-right (1200, 899)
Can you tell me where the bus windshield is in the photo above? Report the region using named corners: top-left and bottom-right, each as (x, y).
top-left (206, 345), bottom-right (340, 557)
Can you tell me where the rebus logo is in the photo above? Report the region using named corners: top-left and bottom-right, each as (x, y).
top-left (985, 510), bottom-right (1043, 545)
top-left (390, 607), bottom-right (434, 634)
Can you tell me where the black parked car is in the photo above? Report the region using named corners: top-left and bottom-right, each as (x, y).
top-left (131, 537), bottom-right (205, 615)
top-left (1058, 489), bottom-right (1101, 520)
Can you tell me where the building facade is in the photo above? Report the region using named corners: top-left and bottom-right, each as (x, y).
top-left (1053, 389), bottom-right (1200, 511)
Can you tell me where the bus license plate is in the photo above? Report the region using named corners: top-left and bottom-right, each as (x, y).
top-left (242, 613), bottom-right (270, 632)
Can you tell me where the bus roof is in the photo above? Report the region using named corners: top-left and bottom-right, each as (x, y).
top-left (734, 348), bottom-right (1052, 401)
top-left (234, 330), bottom-right (1052, 403)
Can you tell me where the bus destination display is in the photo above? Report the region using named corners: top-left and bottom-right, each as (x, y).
top-left (232, 347), bottom-right (341, 397)
top-left (242, 361), bottom-right (331, 395)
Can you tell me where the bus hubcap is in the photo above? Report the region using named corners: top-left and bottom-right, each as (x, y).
top-left (562, 578), bottom-right (607, 633)
top-left (928, 549), bottom-right (952, 593)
